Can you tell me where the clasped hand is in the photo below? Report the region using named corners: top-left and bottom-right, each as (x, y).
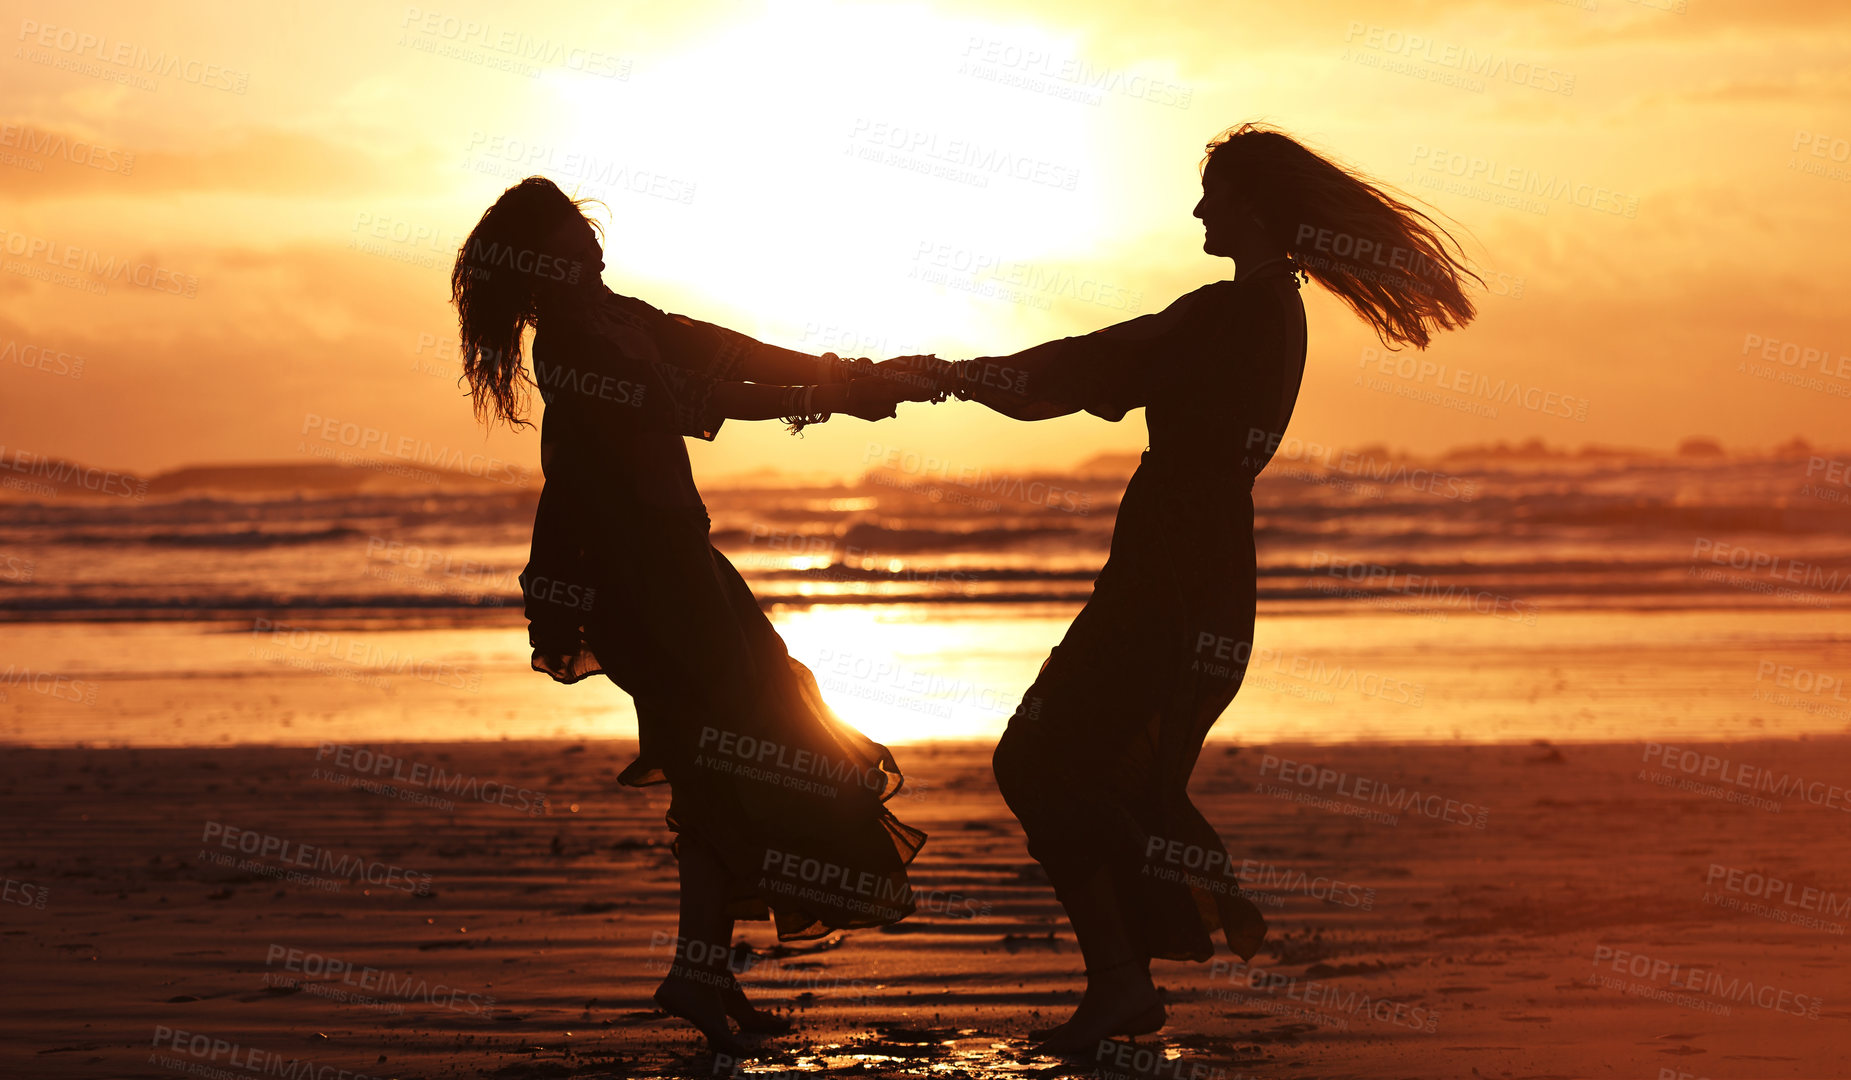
top-left (872, 354), bottom-right (958, 401)
top-left (807, 353), bottom-right (957, 423)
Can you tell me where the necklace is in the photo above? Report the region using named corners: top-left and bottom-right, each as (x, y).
top-left (1234, 254), bottom-right (1296, 283)
top-left (1234, 254), bottom-right (1303, 289)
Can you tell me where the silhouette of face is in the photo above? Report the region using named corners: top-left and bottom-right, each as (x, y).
top-left (543, 213), bottom-right (606, 282)
top-left (1193, 156), bottom-right (1249, 259)
top-left (1192, 159), bottom-right (1251, 259)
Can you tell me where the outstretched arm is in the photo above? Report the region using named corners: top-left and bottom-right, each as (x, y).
top-left (884, 295), bottom-right (1200, 421)
top-left (873, 352), bottom-right (1079, 420)
top-left (709, 378), bottom-right (908, 422)
top-left (544, 298), bottom-right (933, 438)
top-left (661, 313), bottom-right (862, 386)
top-left (952, 347), bottom-right (1091, 421)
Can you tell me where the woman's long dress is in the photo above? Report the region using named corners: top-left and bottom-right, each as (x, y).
top-left (518, 284), bottom-right (925, 939)
top-left (975, 264), bottom-right (1307, 963)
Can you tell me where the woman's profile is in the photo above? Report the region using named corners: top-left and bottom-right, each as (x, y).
top-left (886, 123), bottom-right (1480, 1052)
top-left (450, 177), bottom-right (934, 1057)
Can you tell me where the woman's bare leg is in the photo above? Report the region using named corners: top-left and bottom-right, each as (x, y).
top-left (1032, 863), bottom-right (1164, 1053)
top-left (654, 838), bottom-right (749, 1056)
top-left (721, 967), bottom-right (792, 1033)
top-left (996, 726), bottom-right (1163, 1051)
top-left (716, 911), bottom-right (791, 1034)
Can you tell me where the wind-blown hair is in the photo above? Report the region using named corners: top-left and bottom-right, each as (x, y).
top-left (1204, 123), bottom-right (1478, 349)
top-left (450, 177), bottom-right (601, 427)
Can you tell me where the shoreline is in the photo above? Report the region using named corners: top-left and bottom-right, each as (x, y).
top-left (0, 591), bottom-right (1839, 625)
top-left (4, 737), bottom-right (1846, 1077)
top-left (7, 606), bottom-right (1848, 748)
top-left (7, 732), bottom-right (1851, 750)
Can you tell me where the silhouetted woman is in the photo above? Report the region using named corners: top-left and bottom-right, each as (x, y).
top-left (451, 177), bottom-right (928, 1056)
top-left (890, 124), bottom-right (1479, 1051)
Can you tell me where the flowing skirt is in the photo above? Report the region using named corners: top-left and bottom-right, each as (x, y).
top-left (992, 457), bottom-right (1267, 961)
top-left (576, 511), bottom-right (926, 940)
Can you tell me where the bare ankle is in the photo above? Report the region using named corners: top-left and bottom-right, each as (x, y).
top-left (1087, 959), bottom-right (1152, 989)
top-left (664, 961), bottom-right (733, 992)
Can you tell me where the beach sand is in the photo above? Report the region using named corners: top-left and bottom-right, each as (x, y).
top-left (3, 737), bottom-right (1848, 1079)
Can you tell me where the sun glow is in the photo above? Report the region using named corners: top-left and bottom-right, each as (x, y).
top-left (543, 1), bottom-right (1120, 359)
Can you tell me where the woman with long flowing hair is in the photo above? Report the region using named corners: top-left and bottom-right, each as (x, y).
top-left (451, 177), bottom-right (936, 1056)
top-left (886, 123), bottom-right (1480, 1052)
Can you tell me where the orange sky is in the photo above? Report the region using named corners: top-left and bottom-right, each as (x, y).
top-left (3, 0), bottom-right (1849, 483)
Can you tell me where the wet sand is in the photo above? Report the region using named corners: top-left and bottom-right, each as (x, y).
top-left (3, 738), bottom-right (1848, 1078)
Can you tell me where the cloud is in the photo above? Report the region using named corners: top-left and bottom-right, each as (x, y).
top-left (1643, 70), bottom-right (1851, 107)
top-left (0, 124), bottom-right (435, 201)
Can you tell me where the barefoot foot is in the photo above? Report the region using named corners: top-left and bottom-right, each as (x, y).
top-left (654, 972), bottom-right (751, 1058)
top-left (1031, 967), bottom-right (1164, 1055)
top-left (722, 974), bottom-right (793, 1034)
